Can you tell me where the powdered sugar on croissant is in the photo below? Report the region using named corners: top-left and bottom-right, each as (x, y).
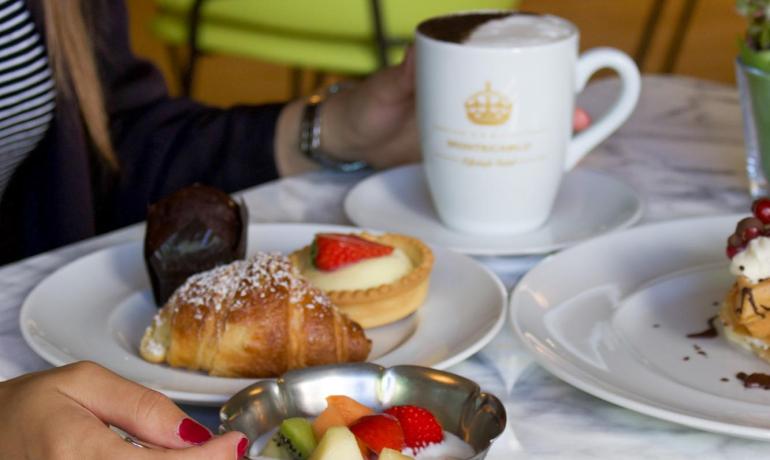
top-left (140, 252), bottom-right (371, 377)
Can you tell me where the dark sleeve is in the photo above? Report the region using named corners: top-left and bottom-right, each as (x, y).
top-left (91, 0), bottom-right (283, 223)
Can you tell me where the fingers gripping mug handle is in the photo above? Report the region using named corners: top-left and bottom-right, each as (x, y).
top-left (564, 47), bottom-right (641, 171)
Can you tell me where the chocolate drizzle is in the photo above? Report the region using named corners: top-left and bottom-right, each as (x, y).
top-left (738, 287), bottom-right (749, 315)
top-left (686, 316), bottom-right (719, 338)
top-left (737, 287), bottom-right (770, 318)
top-left (736, 372), bottom-right (770, 389)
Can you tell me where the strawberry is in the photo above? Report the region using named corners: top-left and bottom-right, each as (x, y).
top-left (348, 414), bottom-right (405, 454)
top-left (311, 233), bottom-right (393, 271)
top-left (384, 405), bottom-right (443, 450)
top-left (753, 197), bottom-right (770, 224)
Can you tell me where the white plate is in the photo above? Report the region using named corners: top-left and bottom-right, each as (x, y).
top-left (344, 164), bottom-right (643, 256)
top-left (510, 214), bottom-right (770, 441)
top-left (21, 224), bottom-right (506, 406)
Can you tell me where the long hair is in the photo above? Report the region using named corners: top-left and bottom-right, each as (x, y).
top-left (40, 0), bottom-right (117, 169)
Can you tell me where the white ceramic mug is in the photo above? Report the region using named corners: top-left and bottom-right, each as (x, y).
top-left (416, 12), bottom-right (641, 235)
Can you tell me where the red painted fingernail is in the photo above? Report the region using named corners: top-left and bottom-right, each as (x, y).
top-left (237, 437), bottom-right (249, 458)
top-left (178, 418), bottom-right (212, 445)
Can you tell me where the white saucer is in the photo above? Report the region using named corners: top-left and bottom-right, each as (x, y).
top-left (344, 164), bottom-right (643, 255)
top-left (511, 214), bottom-right (770, 441)
top-left (20, 224), bottom-right (506, 406)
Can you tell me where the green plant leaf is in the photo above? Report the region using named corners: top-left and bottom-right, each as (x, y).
top-left (741, 41), bottom-right (770, 72)
top-left (737, 0), bottom-right (770, 51)
top-left (761, 24), bottom-right (770, 48)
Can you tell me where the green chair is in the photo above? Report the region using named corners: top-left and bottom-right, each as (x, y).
top-left (150, 0), bottom-right (519, 95)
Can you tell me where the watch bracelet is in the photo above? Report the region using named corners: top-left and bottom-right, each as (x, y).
top-left (299, 83), bottom-right (369, 172)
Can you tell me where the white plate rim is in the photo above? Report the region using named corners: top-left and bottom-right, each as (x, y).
top-left (20, 223), bottom-right (507, 405)
top-left (508, 213), bottom-right (770, 440)
top-left (344, 164), bottom-right (644, 256)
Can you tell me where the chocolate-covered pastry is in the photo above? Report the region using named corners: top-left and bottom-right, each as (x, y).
top-left (144, 184), bottom-right (248, 305)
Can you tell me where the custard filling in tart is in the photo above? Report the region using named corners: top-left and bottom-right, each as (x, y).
top-left (301, 247), bottom-right (412, 291)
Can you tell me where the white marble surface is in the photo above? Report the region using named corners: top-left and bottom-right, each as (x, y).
top-left (0, 75), bottom-right (761, 458)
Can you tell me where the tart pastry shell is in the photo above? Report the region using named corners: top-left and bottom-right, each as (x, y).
top-left (290, 233), bottom-right (434, 329)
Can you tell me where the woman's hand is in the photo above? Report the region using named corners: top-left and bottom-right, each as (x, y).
top-left (274, 48), bottom-right (418, 175)
top-left (573, 107), bottom-right (591, 132)
top-left (0, 362), bottom-right (248, 459)
top-left (319, 48), bottom-right (418, 170)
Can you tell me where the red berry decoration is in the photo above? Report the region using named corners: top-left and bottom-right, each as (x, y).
top-left (742, 226), bottom-right (762, 243)
top-left (727, 244), bottom-right (744, 259)
top-left (312, 233), bottom-right (394, 271)
top-left (728, 233), bottom-right (743, 248)
top-left (384, 405), bottom-right (444, 450)
top-left (752, 198), bottom-right (770, 224)
top-left (736, 217), bottom-right (763, 241)
top-left (349, 414), bottom-right (405, 454)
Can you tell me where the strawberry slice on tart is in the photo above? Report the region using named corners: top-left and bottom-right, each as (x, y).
top-left (290, 232), bottom-right (434, 329)
top-left (312, 233), bottom-right (394, 271)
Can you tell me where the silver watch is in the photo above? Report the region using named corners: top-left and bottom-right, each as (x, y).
top-left (299, 84), bottom-right (369, 172)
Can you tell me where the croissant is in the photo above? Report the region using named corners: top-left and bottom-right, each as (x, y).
top-left (139, 252), bottom-right (372, 377)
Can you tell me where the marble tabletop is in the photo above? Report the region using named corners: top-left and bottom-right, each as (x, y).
top-left (0, 75), bottom-right (761, 459)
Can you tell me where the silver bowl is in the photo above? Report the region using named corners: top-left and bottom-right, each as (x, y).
top-left (220, 363), bottom-right (506, 460)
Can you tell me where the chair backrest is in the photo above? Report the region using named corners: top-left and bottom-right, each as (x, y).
top-left (152, 0), bottom-right (520, 76)
top-left (156, 0), bottom-right (518, 41)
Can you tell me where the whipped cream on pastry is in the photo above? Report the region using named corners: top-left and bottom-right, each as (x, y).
top-left (730, 236), bottom-right (770, 283)
top-left (302, 248), bottom-right (413, 291)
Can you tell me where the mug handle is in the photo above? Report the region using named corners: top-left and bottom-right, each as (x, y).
top-left (564, 47), bottom-right (641, 171)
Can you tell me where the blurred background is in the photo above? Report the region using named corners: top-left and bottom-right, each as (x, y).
top-left (126, 0), bottom-right (744, 108)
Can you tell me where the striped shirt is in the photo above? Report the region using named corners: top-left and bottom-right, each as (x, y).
top-left (0, 0), bottom-right (55, 202)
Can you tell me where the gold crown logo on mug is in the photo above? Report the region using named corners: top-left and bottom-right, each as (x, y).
top-left (416, 12), bottom-right (641, 235)
top-left (465, 82), bottom-right (513, 126)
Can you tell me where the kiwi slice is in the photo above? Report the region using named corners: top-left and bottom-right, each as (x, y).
top-left (264, 417), bottom-right (317, 460)
top-left (261, 437), bottom-right (292, 459)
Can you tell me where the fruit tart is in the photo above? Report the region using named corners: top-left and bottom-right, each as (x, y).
top-left (290, 233), bottom-right (434, 329)
top-left (722, 197), bottom-right (770, 360)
